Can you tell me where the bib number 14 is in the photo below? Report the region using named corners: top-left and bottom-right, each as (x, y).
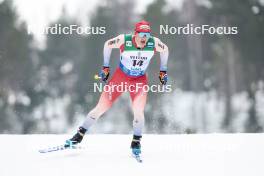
top-left (132, 60), bottom-right (144, 67)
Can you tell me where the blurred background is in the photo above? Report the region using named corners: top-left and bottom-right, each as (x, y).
top-left (0, 0), bottom-right (264, 134)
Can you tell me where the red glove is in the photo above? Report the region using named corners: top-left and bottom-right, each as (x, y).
top-left (159, 71), bottom-right (168, 85)
top-left (100, 66), bottom-right (110, 82)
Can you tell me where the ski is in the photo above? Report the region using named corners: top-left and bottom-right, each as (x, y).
top-left (132, 154), bottom-right (143, 163)
top-left (39, 144), bottom-right (68, 153)
top-left (39, 140), bottom-right (81, 153)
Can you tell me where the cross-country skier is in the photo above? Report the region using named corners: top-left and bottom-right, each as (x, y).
top-left (66, 20), bottom-right (169, 158)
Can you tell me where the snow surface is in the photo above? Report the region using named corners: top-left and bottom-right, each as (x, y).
top-left (0, 134), bottom-right (263, 176)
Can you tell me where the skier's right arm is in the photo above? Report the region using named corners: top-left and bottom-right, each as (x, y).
top-left (103, 34), bottom-right (124, 67)
top-left (100, 34), bottom-right (124, 82)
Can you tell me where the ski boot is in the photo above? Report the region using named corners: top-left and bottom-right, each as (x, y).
top-left (65, 127), bottom-right (87, 148)
top-left (131, 135), bottom-right (142, 162)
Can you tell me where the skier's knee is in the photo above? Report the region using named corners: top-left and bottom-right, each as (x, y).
top-left (133, 110), bottom-right (144, 120)
top-left (87, 108), bottom-right (101, 119)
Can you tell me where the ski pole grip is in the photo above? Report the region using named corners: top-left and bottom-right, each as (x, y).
top-left (94, 74), bottom-right (101, 80)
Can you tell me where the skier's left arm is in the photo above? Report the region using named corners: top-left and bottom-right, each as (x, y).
top-left (154, 37), bottom-right (169, 85)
